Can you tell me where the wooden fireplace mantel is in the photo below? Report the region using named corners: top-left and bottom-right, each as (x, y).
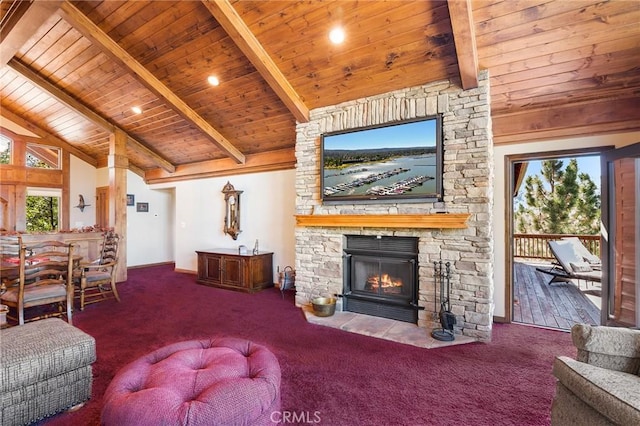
top-left (295, 213), bottom-right (471, 229)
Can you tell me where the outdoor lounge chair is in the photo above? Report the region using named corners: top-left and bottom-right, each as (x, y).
top-left (560, 237), bottom-right (601, 267)
top-left (536, 238), bottom-right (602, 285)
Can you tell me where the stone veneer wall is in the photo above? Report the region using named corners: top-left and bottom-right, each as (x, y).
top-left (294, 71), bottom-right (494, 341)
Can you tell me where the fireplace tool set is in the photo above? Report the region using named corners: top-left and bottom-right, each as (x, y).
top-left (432, 260), bottom-right (456, 341)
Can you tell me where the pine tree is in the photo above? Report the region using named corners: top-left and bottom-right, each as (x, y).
top-left (574, 172), bottom-right (601, 233)
top-left (515, 158), bottom-right (600, 235)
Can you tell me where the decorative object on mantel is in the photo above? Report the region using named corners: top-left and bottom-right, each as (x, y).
top-left (74, 195), bottom-right (90, 212)
top-left (295, 213), bottom-right (471, 229)
top-left (222, 181), bottom-right (243, 240)
top-left (432, 260), bottom-right (456, 342)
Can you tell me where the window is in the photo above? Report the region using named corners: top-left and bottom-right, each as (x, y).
top-left (0, 134), bottom-right (11, 164)
top-left (26, 188), bottom-right (61, 232)
top-left (26, 144), bottom-right (60, 169)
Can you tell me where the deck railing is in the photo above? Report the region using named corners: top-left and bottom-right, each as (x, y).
top-left (513, 234), bottom-right (600, 260)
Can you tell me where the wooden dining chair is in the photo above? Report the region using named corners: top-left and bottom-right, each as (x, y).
top-left (0, 234), bottom-right (22, 301)
top-left (0, 233), bottom-right (22, 258)
top-left (0, 240), bottom-right (74, 325)
top-left (75, 231), bottom-right (120, 310)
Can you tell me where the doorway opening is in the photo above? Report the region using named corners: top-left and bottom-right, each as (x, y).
top-left (510, 153), bottom-right (602, 330)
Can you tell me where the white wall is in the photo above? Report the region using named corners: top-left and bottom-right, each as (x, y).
top-left (153, 169), bottom-right (297, 281)
top-left (96, 167), bottom-right (296, 276)
top-left (69, 155), bottom-right (97, 228)
top-left (96, 168), bottom-right (174, 266)
top-left (492, 131), bottom-right (640, 319)
top-left (127, 172), bottom-right (175, 266)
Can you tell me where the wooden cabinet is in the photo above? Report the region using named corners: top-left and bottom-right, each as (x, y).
top-left (196, 249), bottom-right (274, 293)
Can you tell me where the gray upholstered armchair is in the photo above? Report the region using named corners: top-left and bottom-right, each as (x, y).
top-left (552, 323), bottom-right (640, 425)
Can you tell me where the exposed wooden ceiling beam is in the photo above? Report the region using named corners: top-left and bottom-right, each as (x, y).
top-left (0, 0), bottom-right (31, 41)
top-left (144, 148), bottom-right (296, 184)
top-left (0, 107), bottom-right (97, 166)
top-left (0, 0), bottom-right (61, 66)
top-left (447, 0), bottom-right (479, 89)
top-left (58, 0), bottom-right (246, 164)
top-left (128, 162), bottom-right (145, 178)
top-left (201, 0), bottom-right (310, 123)
top-left (126, 140), bottom-right (174, 173)
top-left (9, 57), bottom-right (114, 130)
top-left (7, 58), bottom-right (176, 174)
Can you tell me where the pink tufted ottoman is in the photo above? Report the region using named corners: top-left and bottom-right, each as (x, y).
top-left (101, 337), bottom-right (281, 426)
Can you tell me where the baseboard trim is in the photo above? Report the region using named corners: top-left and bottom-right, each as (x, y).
top-left (127, 261), bottom-right (175, 270)
top-left (493, 315), bottom-right (508, 323)
top-left (175, 267), bottom-right (196, 275)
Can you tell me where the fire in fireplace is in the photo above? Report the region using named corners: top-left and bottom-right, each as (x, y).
top-left (342, 235), bottom-right (419, 323)
top-left (366, 274), bottom-right (403, 293)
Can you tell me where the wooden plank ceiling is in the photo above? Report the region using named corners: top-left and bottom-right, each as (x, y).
top-left (1, 0), bottom-right (638, 183)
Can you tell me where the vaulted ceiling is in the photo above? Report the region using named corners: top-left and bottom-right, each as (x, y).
top-left (1, 0), bottom-right (639, 183)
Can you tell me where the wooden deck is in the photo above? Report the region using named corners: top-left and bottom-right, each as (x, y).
top-left (513, 261), bottom-right (601, 330)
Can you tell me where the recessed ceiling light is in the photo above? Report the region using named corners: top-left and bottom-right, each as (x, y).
top-left (329, 27), bottom-right (345, 44)
top-left (208, 75), bottom-right (220, 86)
top-left (131, 106), bottom-right (142, 114)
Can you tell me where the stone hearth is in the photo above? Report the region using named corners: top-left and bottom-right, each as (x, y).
top-left (303, 307), bottom-right (476, 349)
top-left (294, 71), bottom-right (494, 342)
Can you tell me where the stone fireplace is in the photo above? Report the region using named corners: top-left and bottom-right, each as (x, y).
top-left (294, 71), bottom-right (494, 342)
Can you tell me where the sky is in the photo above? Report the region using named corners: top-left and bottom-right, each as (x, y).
top-left (522, 155), bottom-right (601, 190)
top-left (323, 118), bottom-right (437, 150)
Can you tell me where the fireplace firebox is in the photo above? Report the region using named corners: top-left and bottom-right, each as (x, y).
top-left (342, 235), bottom-right (419, 323)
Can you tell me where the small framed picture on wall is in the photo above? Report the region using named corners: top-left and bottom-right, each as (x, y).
top-left (126, 194), bottom-right (135, 206)
top-left (136, 202), bottom-right (149, 212)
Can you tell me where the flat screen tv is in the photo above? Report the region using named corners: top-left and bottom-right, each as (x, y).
top-left (321, 115), bottom-right (443, 203)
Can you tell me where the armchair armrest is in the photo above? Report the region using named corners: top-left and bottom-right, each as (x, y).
top-left (571, 323), bottom-right (640, 373)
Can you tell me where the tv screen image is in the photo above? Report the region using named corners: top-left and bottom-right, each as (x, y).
top-left (321, 116), bottom-right (442, 203)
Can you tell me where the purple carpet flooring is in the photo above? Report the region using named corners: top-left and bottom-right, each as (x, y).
top-left (41, 264), bottom-right (575, 425)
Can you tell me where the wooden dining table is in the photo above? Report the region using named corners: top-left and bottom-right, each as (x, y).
top-left (0, 255), bottom-right (84, 285)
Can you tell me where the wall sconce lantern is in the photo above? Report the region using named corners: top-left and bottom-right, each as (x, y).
top-left (75, 194), bottom-right (91, 212)
top-left (222, 181), bottom-right (242, 240)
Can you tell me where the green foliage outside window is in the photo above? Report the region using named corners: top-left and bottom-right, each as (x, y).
top-left (26, 195), bottom-right (59, 232)
top-left (25, 157), bottom-right (59, 231)
top-left (26, 153), bottom-right (53, 168)
top-left (2, 135), bottom-right (60, 232)
top-left (0, 134), bottom-right (10, 164)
